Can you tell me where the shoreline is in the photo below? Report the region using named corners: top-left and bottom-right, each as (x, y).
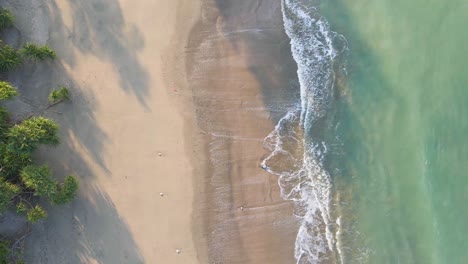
top-left (186, 1), bottom-right (300, 263)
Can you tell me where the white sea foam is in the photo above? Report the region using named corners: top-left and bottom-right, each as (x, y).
top-left (262, 0), bottom-right (347, 263)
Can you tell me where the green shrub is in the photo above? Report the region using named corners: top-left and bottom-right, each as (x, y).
top-left (15, 202), bottom-right (27, 214)
top-left (0, 106), bottom-right (10, 141)
top-left (20, 165), bottom-right (55, 197)
top-left (26, 205), bottom-right (47, 223)
top-left (0, 148), bottom-right (32, 180)
top-left (0, 45), bottom-right (21, 72)
top-left (0, 179), bottom-right (20, 212)
top-left (49, 87), bottom-right (69, 104)
top-left (0, 81), bottom-right (18, 100)
top-left (0, 9), bottom-right (14, 30)
top-left (7, 117), bottom-right (59, 154)
top-left (51, 175), bottom-right (78, 204)
top-left (0, 240), bottom-right (9, 264)
top-left (20, 43), bottom-right (56, 61)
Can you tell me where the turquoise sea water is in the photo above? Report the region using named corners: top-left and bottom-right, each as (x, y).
top-left (265, 0), bottom-right (467, 263)
top-left (323, 0), bottom-right (468, 263)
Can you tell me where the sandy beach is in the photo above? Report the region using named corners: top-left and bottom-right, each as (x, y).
top-left (2, 0), bottom-right (300, 263)
top-left (9, 0), bottom-right (201, 262)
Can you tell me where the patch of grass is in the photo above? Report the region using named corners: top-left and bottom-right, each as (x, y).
top-left (0, 9), bottom-right (14, 30)
top-left (48, 86), bottom-right (69, 104)
top-left (0, 179), bottom-right (20, 212)
top-left (0, 81), bottom-right (18, 100)
top-left (0, 240), bottom-right (9, 264)
top-left (16, 202), bottom-right (28, 214)
top-left (20, 43), bottom-right (56, 61)
top-left (26, 205), bottom-right (47, 223)
top-left (51, 175), bottom-right (79, 204)
top-left (0, 44), bottom-right (21, 72)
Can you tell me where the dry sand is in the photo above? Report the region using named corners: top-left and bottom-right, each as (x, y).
top-left (7, 0), bottom-right (201, 263)
top-left (2, 0), bottom-right (301, 263)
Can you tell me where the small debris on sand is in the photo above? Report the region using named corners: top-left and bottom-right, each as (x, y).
top-left (159, 192), bottom-right (165, 197)
top-left (157, 152), bottom-right (163, 157)
top-left (240, 206), bottom-right (244, 211)
top-left (176, 249), bottom-right (181, 254)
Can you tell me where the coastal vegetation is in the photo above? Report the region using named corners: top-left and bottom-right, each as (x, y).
top-left (0, 44), bottom-right (21, 72)
top-left (0, 9), bottom-right (14, 30)
top-left (48, 86), bottom-right (69, 104)
top-left (20, 43), bottom-right (57, 61)
top-left (0, 8), bottom-right (77, 263)
top-left (0, 81), bottom-right (17, 100)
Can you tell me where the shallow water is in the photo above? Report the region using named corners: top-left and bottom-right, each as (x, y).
top-left (267, 0), bottom-right (468, 263)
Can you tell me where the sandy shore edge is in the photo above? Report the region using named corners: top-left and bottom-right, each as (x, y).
top-left (186, 1), bottom-right (300, 263)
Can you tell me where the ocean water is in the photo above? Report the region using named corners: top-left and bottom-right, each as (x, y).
top-left (263, 0), bottom-right (468, 263)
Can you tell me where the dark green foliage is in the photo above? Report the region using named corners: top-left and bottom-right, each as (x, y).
top-left (0, 240), bottom-right (9, 264)
top-left (49, 86), bottom-right (69, 104)
top-left (7, 117), bottom-right (59, 154)
top-left (0, 179), bottom-right (20, 211)
top-left (20, 43), bottom-right (56, 61)
top-left (0, 107), bottom-right (10, 140)
top-left (0, 117), bottom-right (57, 178)
top-left (51, 175), bottom-right (78, 204)
top-left (20, 165), bottom-right (55, 197)
top-left (0, 148), bottom-right (31, 180)
top-left (0, 44), bottom-right (21, 72)
top-left (0, 112), bottom-right (78, 222)
top-left (0, 6), bottom-right (78, 227)
top-left (0, 9), bottom-right (14, 30)
top-left (26, 205), bottom-right (46, 223)
top-left (0, 81), bottom-right (18, 100)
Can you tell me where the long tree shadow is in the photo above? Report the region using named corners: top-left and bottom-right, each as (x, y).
top-left (8, 60), bottom-right (144, 263)
top-left (2, 59), bottom-right (144, 262)
top-left (44, 0), bottom-right (149, 109)
top-left (23, 185), bottom-right (144, 263)
top-left (0, 0), bottom-right (147, 262)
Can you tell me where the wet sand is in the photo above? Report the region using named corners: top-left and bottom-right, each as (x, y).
top-left (187, 1), bottom-right (300, 263)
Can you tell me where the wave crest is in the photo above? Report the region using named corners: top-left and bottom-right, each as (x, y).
top-left (262, 1), bottom-right (347, 263)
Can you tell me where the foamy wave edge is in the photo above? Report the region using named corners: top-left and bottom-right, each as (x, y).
top-left (261, 1), bottom-right (346, 263)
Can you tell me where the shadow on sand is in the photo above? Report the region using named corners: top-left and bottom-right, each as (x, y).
top-left (0, 0), bottom-right (149, 262)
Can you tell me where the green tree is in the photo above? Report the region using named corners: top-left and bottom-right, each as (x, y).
top-left (0, 81), bottom-right (18, 100)
top-left (20, 165), bottom-right (55, 197)
top-left (20, 43), bottom-right (56, 61)
top-left (0, 9), bottom-right (14, 30)
top-left (51, 175), bottom-right (78, 204)
top-left (26, 205), bottom-right (46, 223)
top-left (0, 179), bottom-right (20, 212)
top-left (0, 44), bottom-right (21, 72)
top-left (48, 87), bottom-right (69, 104)
top-left (7, 117), bottom-right (59, 154)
